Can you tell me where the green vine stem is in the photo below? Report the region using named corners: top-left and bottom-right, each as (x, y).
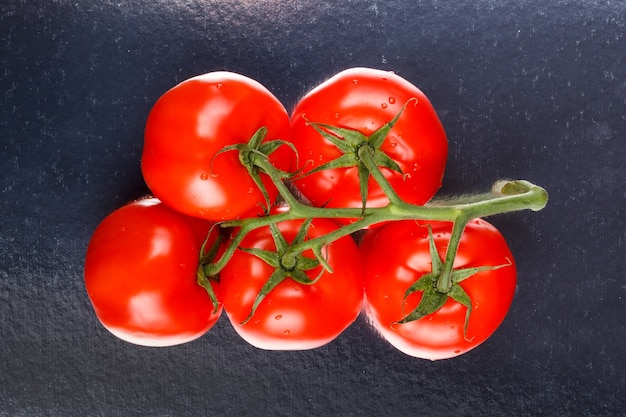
top-left (193, 96), bottom-right (550, 330)
top-left (202, 148), bottom-right (548, 288)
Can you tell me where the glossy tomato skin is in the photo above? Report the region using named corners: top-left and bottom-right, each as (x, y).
top-left (361, 219), bottom-right (516, 360)
top-left (290, 67), bottom-right (447, 216)
top-left (218, 219), bottom-right (364, 350)
top-left (84, 198), bottom-right (222, 347)
top-left (142, 71), bottom-right (292, 221)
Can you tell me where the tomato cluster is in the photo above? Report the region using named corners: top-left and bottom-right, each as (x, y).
top-left (85, 68), bottom-right (539, 360)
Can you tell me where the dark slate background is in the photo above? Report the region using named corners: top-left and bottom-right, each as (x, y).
top-left (1, 1), bottom-right (624, 416)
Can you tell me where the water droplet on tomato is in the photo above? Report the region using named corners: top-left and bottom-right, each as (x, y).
top-left (283, 330), bottom-right (290, 335)
top-left (352, 79), bottom-right (359, 85)
top-left (381, 103), bottom-right (388, 109)
top-left (275, 314), bottom-right (282, 320)
top-left (412, 163), bottom-right (420, 172)
top-left (403, 173), bottom-right (412, 180)
top-left (216, 83), bottom-right (223, 88)
top-left (200, 173), bottom-right (209, 180)
top-left (334, 112), bottom-right (340, 119)
top-left (389, 97), bottom-right (396, 104)
top-left (247, 187), bottom-right (253, 194)
top-left (389, 142), bottom-right (397, 147)
top-left (454, 349), bottom-right (461, 354)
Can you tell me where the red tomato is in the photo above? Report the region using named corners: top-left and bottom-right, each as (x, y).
top-left (290, 67), bottom-right (447, 219)
top-left (142, 71), bottom-right (292, 221)
top-left (361, 219), bottom-right (516, 360)
top-left (218, 218), bottom-right (364, 350)
top-left (84, 198), bottom-right (222, 347)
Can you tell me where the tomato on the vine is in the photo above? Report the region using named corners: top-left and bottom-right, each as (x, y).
top-left (84, 62), bottom-right (546, 359)
top-left (361, 219), bottom-right (516, 360)
top-left (290, 67), bottom-right (447, 219)
top-left (218, 217), bottom-right (364, 350)
top-left (142, 71), bottom-right (293, 222)
top-left (84, 198), bottom-right (222, 347)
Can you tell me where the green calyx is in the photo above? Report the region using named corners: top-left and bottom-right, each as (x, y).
top-left (237, 219), bottom-right (328, 325)
top-left (394, 226), bottom-right (513, 339)
top-left (300, 99), bottom-right (416, 213)
top-left (211, 126), bottom-right (296, 215)
top-left (196, 225), bottom-right (227, 314)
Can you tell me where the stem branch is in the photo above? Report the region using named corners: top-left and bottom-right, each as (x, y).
top-left (203, 150), bottom-right (548, 279)
top-left (357, 145), bottom-right (405, 206)
top-left (436, 216), bottom-right (469, 292)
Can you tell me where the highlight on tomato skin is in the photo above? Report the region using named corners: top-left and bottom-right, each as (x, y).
top-left (84, 197), bottom-right (222, 347)
top-left (360, 219), bottom-right (517, 360)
